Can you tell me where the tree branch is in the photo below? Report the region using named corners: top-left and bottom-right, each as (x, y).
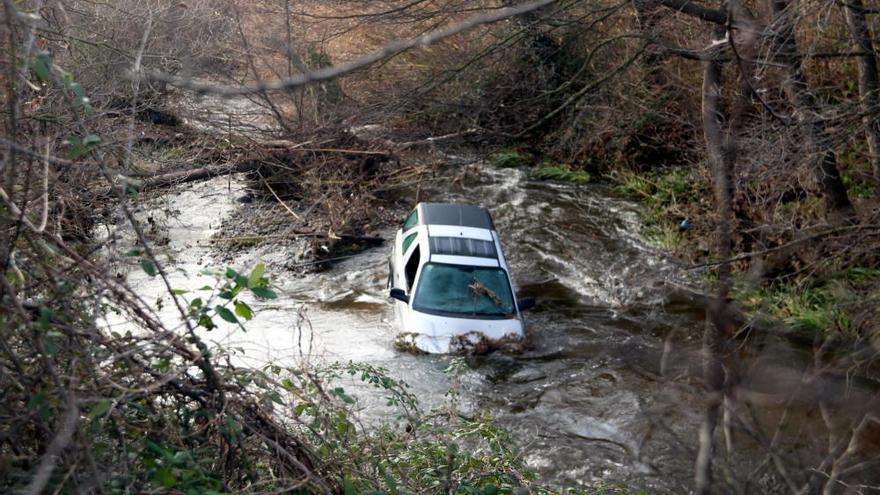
top-left (142, 0), bottom-right (559, 96)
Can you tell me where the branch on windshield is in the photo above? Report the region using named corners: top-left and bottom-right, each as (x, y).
top-left (469, 278), bottom-right (503, 307)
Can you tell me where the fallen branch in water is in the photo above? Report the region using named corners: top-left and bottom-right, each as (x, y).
top-left (86, 159), bottom-right (263, 201)
top-left (207, 233), bottom-right (384, 243)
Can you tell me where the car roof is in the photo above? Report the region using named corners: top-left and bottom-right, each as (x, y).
top-left (417, 203), bottom-right (495, 230)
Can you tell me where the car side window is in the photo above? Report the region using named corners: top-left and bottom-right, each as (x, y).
top-left (402, 233), bottom-right (417, 254)
top-left (402, 209), bottom-right (418, 231)
top-left (404, 246), bottom-right (420, 291)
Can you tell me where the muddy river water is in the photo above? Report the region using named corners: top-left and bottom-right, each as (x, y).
top-left (98, 156), bottom-right (876, 492)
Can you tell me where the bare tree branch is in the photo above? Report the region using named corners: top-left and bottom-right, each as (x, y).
top-left (142, 0), bottom-right (559, 96)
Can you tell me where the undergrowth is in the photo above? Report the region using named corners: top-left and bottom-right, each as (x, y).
top-left (733, 268), bottom-right (880, 339)
top-left (610, 164), bottom-right (880, 341)
top-left (608, 166), bottom-right (705, 251)
top-left (490, 150), bottom-right (593, 184)
top-left (2, 255), bottom-right (614, 494)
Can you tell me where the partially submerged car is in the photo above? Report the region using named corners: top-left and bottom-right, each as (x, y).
top-left (388, 202), bottom-right (534, 354)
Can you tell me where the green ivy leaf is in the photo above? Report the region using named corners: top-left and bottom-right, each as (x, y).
top-left (64, 135), bottom-right (83, 160)
top-left (154, 468), bottom-right (177, 488)
top-left (344, 477), bottom-right (357, 495)
top-left (234, 301), bottom-right (253, 320)
top-left (332, 387), bottom-right (355, 404)
top-left (39, 307), bottom-right (52, 330)
top-left (198, 315), bottom-right (215, 330)
top-left (140, 260), bottom-right (157, 277)
top-left (215, 305), bottom-right (237, 323)
top-left (89, 400), bottom-right (111, 421)
top-left (248, 262), bottom-right (265, 288)
top-left (70, 82), bottom-right (85, 97)
top-left (83, 134), bottom-right (100, 146)
top-left (251, 287), bottom-right (278, 300)
top-left (33, 52), bottom-right (51, 82)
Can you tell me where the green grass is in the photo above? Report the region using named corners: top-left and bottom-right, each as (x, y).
top-left (844, 266), bottom-right (880, 283)
top-left (732, 267), bottom-right (880, 338)
top-left (528, 164), bottom-right (591, 184)
top-left (490, 150), bottom-right (532, 168)
top-left (610, 167), bottom-right (700, 207)
top-left (608, 167), bottom-right (703, 251)
top-left (842, 173), bottom-right (878, 199)
top-left (645, 223), bottom-right (684, 250)
top-left (490, 151), bottom-right (593, 184)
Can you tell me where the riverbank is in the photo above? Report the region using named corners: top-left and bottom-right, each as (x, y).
top-left (486, 147), bottom-right (880, 359)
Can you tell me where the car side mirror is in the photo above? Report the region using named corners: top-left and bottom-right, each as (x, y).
top-left (389, 288), bottom-right (410, 303)
top-left (517, 297), bottom-right (536, 312)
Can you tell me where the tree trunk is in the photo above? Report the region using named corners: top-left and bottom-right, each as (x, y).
top-left (842, 0), bottom-right (880, 182)
top-left (770, 0), bottom-right (855, 220)
top-left (696, 40), bottom-right (728, 495)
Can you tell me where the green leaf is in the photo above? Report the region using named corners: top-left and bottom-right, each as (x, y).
top-left (251, 287), bottom-right (278, 300)
top-left (225, 267), bottom-right (239, 279)
top-left (171, 289), bottom-right (187, 295)
top-left (269, 391), bottom-right (284, 405)
top-left (39, 307), bottom-right (52, 330)
top-left (70, 82), bottom-right (85, 97)
top-left (64, 133), bottom-right (98, 159)
top-left (27, 393), bottom-right (46, 411)
top-left (125, 248), bottom-right (143, 257)
top-left (140, 260), bottom-right (157, 277)
top-left (344, 477), bottom-right (357, 495)
top-left (333, 387), bottom-right (355, 404)
top-left (384, 473), bottom-right (399, 494)
top-left (63, 135), bottom-right (83, 160)
top-left (154, 468), bottom-right (177, 488)
top-left (248, 262), bottom-right (265, 288)
top-left (89, 400), bottom-right (111, 421)
top-left (197, 315), bottom-right (215, 330)
top-left (215, 305), bottom-right (237, 323)
top-left (44, 338), bottom-right (59, 355)
top-left (234, 301), bottom-right (253, 320)
top-left (33, 52), bottom-right (51, 82)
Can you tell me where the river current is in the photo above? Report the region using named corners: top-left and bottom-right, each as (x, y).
top-left (98, 157), bottom-right (876, 492)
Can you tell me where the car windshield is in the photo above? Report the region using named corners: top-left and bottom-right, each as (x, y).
top-left (412, 263), bottom-right (515, 317)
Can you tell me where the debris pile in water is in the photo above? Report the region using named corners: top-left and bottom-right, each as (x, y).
top-left (214, 129), bottom-right (437, 271)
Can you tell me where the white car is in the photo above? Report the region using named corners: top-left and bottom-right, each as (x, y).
top-left (387, 202), bottom-right (534, 354)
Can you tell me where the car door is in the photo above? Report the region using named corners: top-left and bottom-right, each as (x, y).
top-left (393, 208), bottom-right (420, 293)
